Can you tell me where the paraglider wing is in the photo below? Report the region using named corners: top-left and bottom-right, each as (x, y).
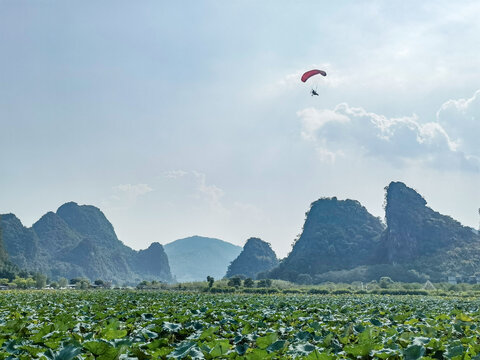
top-left (301, 69), bottom-right (327, 82)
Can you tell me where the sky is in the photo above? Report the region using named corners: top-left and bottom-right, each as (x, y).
top-left (1, 1), bottom-right (479, 258)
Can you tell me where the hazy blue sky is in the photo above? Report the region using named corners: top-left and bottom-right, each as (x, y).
top-left (1, 1), bottom-right (479, 257)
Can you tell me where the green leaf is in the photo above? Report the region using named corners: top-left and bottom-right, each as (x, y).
top-left (132, 347), bottom-right (152, 360)
top-left (291, 343), bottom-right (316, 356)
top-left (372, 348), bottom-right (400, 359)
top-left (54, 346), bottom-right (82, 360)
top-left (242, 323), bottom-right (254, 335)
top-left (445, 343), bottom-right (464, 359)
top-left (344, 343), bottom-right (373, 357)
top-left (103, 329), bottom-right (127, 340)
top-left (296, 331), bottom-right (311, 341)
top-left (168, 342), bottom-right (196, 359)
top-left (256, 333), bottom-right (278, 349)
top-left (245, 349), bottom-right (269, 360)
top-left (147, 338), bottom-right (169, 350)
top-left (199, 326), bottom-right (219, 340)
top-left (83, 341), bottom-right (111, 356)
top-left (403, 344), bottom-right (425, 360)
top-left (83, 341), bottom-right (121, 360)
top-left (209, 340), bottom-right (230, 357)
top-left (267, 340), bottom-right (286, 353)
top-left (163, 322), bottom-right (182, 333)
top-left (304, 350), bottom-right (335, 360)
top-left (457, 313), bottom-right (473, 322)
top-left (235, 343), bottom-right (249, 355)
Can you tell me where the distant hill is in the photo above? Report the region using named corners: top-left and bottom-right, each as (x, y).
top-left (267, 182), bottom-right (480, 283)
top-left (0, 202), bottom-right (172, 284)
top-left (164, 236), bottom-right (242, 282)
top-left (226, 237), bottom-right (278, 279)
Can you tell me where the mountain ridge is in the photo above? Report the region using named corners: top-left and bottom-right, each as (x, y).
top-left (0, 202), bottom-right (172, 284)
top-left (268, 182), bottom-right (480, 283)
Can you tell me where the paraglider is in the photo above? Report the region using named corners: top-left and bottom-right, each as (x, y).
top-left (301, 69), bottom-right (326, 96)
top-left (301, 69), bottom-right (327, 82)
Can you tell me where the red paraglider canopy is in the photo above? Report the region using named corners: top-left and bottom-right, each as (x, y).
top-left (301, 69), bottom-right (327, 82)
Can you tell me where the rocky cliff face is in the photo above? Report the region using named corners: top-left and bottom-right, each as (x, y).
top-left (374, 182), bottom-right (480, 281)
top-left (0, 215), bottom-right (16, 268)
top-left (0, 202), bottom-right (172, 284)
top-left (226, 237), bottom-right (278, 279)
top-left (134, 242), bottom-right (171, 280)
top-left (270, 197), bottom-right (385, 282)
top-left (0, 214), bottom-right (44, 270)
top-left (377, 182), bottom-right (478, 263)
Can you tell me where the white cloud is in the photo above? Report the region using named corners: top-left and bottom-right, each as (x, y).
top-left (298, 101), bottom-right (479, 171)
top-left (299, 107), bottom-right (350, 141)
top-left (436, 89), bottom-right (480, 158)
top-left (192, 171), bottom-right (226, 212)
top-left (113, 183), bottom-right (153, 198)
top-left (101, 183), bottom-right (153, 211)
top-left (163, 170), bottom-right (188, 179)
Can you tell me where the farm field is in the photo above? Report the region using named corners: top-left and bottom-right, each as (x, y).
top-left (0, 291), bottom-right (479, 359)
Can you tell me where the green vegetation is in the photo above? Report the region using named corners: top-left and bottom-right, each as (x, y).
top-left (226, 237), bottom-right (278, 279)
top-left (1, 290), bottom-right (480, 358)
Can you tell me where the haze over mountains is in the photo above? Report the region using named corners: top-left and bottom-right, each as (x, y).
top-left (164, 236), bottom-right (241, 282)
top-left (0, 181), bottom-right (478, 284)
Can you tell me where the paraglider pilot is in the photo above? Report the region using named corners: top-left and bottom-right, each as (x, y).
top-left (301, 69), bottom-right (326, 97)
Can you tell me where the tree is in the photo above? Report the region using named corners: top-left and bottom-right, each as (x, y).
top-left (297, 273), bottom-right (313, 285)
top-left (14, 277), bottom-right (28, 289)
top-left (94, 279), bottom-right (105, 287)
top-left (379, 276), bottom-right (394, 289)
top-left (206, 276), bottom-right (214, 288)
top-left (79, 280), bottom-right (90, 290)
top-left (58, 277), bottom-right (68, 288)
top-left (257, 279), bottom-right (272, 288)
top-left (227, 276), bottom-right (242, 287)
top-left (137, 280), bottom-right (149, 289)
top-left (35, 273), bottom-right (47, 289)
top-left (244, 278), bottom-right (254, 288)
top-left (50, 282), bottom-right (58, 289)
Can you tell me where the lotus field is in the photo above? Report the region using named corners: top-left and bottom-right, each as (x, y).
top-left (1, 291), bottom-right (480, 359)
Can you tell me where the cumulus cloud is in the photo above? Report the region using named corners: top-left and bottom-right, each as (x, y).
top-left (298, 101), bottom-right (479, 171)
top-left (436, 90), bottom-right (480, 158)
